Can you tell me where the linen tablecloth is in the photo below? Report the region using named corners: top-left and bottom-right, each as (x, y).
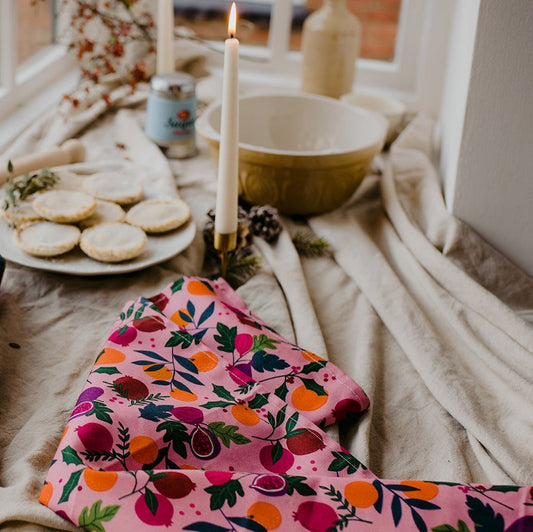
top-left (0, 79), bottom-right (532, 530)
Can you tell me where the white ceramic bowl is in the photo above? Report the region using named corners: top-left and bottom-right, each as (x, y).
top-left (341, 91), bottom-right (406, 144)
top-left (197, 92), bottom-right (387, 215)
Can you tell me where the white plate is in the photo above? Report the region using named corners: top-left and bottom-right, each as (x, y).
top-left (0, 219), bottom-right (196, 276)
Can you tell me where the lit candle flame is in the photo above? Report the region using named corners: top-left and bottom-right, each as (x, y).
top-left (228, 2), bottom-right (237, 38)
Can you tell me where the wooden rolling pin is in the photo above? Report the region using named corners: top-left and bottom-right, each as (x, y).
top-left (0, 139), bottom-right (86, 185)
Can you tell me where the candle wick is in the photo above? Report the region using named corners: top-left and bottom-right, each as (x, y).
top-left (229, 33), bottom-right (235, 39)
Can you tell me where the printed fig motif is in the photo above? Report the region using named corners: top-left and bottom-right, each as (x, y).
top-left (190, 426), bottom-right (221, 460)
top-left (250, 474), bottom-right (289, 496)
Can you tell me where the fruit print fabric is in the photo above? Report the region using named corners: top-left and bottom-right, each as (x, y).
top-left (40, 276), bottom-right (533, 531)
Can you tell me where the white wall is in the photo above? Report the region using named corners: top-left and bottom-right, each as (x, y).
top-left (440, 0), bottom-right (533, 277)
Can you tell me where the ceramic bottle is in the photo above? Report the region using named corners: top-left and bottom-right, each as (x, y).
top-left (301, 0), bottom-right (362, 98)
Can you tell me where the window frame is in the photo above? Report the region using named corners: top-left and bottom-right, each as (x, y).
top-left (205, 0), bottom-right (453, 115)
top-left (0, 0), bottom-right (76, 123)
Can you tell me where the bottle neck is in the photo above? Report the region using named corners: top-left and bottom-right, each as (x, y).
top-left (324, 0), bottom-right (347, 10)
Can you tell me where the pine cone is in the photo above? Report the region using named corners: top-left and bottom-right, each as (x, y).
top-left (248, 205), bottom-right (282, 243)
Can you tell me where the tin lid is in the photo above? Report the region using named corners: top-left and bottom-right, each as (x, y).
top-left (150, 72), bottom-right (196, 98)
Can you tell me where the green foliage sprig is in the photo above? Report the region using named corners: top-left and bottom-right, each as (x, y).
top-left (2, 167), bottom-right (59, 211)
top-left (292, 230), bottom-right (332, 258)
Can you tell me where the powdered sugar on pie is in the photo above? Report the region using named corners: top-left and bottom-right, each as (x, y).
top-left (14, 221), bottom-right (80, 257)
top-left (32, 190), bottom-right (97, 223)
top-left (80, 222), bottom-right (147, 262)
top-left (82, 172), bottom-right (143, 205)
top-left (125, 198), bottom-right (190, 233)
top-left (78, 200), bottom-right (126, 229)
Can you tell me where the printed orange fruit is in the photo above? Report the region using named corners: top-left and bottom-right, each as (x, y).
top-left (38, 482), bottom-right (53, 505)
top-left (247, 501), bottom-right (282, 530)
top-left (187, 280), bottom-right (215, 295)
top-left (231, 404), bottom-right (260, 426)
top-left (344, 481), bottom-right (379, 508)
top-left (400, 480), bottom-right (439, 501)
top-left (170, 388), bottom-right (198, 402)
top-left (83, 468), bottom-right (118, 492)
top-left (190, 351), bottom-right (218, 372)
top-left (170, 308), bottom-right (192, 328)
top-left (300, 350), bottom-right (325, 363)
top-left (95, 347), bottom-right (126, 365)
top-left (129, 436), bottom-right (159, 465)
top-left (143, 363), bottom-right (172, 381)
top-left (290, 385), bottom-right (329, 411)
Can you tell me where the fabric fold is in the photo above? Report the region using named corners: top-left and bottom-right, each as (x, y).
top-left (40, 276), bottom-right (532, 531)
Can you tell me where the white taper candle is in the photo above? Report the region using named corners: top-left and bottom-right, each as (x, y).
top-left (215, 2), bottom-right (239, 235)
top-left (157, 0), bottom-right (175, 75)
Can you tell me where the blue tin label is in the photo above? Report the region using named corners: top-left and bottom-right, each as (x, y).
top-left (145, 94), bottom-right (196, 143)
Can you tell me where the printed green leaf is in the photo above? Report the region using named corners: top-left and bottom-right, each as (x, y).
top-left (78, 500), bottom-right (120, 530)
top-left (62, 445), bottom-right (83, 465)
top-left (177, 371), bottom-right (203, 386)
top-left (285, 411), bottom-right (299, 434)
top-left (274, 381), bottom-right (289, 401)
top-left (165, 330), bottom-right (193, 349)
top-left (139, 403), bottom-right (174, 422)
top-left (205, 479), bottom-right (244, 510)
top-left (251, 351), bottom-right (290, 372)
top-left (157, 421), bottom-right (189, 458)
top-left (486, 486), bottom-right (520, 493)
top-left (228, 517), bottom-right (268, 532)
top-left (300, 361), bottom-right (325, 374)
top-left (213, 323), bottom-right (237, 353)
top-left (247, 393), bottom-right (269, 409)
top-left (183, 522), bottom-right (231, 532)
top-left (186, 300), bottom-right (196, 318)
top-left (407, 499), bottom-right (441, 511)
top-left (327, 451), bottom-right (364, 474)
top-left (285, 475), bottom-right (317, 496)
top-left (179, 310), bottom-right (193, 323)
top-left (117, 325), bottom-right (129, 336)
top-left (58, 469), bottom-right (83, 503)
top-left (145, 487), bottom-right (158, 516)
top-left (200, 400), bottom-right (234, 409)
top-left (212, 384), bottom-right (234, 401)
top-left (174, 355), bottom-right (199, 374)
top-left (207, 421), bottom-right (251, 447)
top-left (134, 306), bottom-right (145, 320)
top-left (466, 495), bottom-right (504, 532)
top-left (172, 380), bottom-right (193, 394)
top-left (300, 378), bottom-right (327, 396)
top-left (93, 366), bottom-right (121, 375)
top-left (275, 405), bottom-right (287, 427)
top-left (392, 494), bottom-right (402, 527)
top-left (411, 507), bottom-right (428, 532)
top-left (171, 278), bottom-right (184, 293)
top-left (373, 480), bottom-right (384, 514)
top-left (126, 303), bottom-right (135, 318)
top-left (271, 441), bottom-right (283, 464)
top-left (134, 350), bottom-right (168, 362)
top-left (198, 301), bottom-right (215, 326)
top-left (251, 334), bottom-right (281, 352)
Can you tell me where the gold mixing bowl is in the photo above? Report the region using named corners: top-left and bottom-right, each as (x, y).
top-left (197, 92), bottom-right (387, 215)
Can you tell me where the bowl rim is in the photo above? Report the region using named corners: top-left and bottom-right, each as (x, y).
top-left (196, 92), bottom-right (388, 157)
top-left (340, 91), bottom-right (406, 117)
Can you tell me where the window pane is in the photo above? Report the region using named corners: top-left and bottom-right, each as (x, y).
top-left (17, 0), bottom-right (54, 65)
top-left (293, 0), bottom-right (401, 61)
top-left (174, 1), bottom-right (271, 47)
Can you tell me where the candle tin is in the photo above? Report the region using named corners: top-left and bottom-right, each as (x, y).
top-left (145, 72), bottom-right (197, 159)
